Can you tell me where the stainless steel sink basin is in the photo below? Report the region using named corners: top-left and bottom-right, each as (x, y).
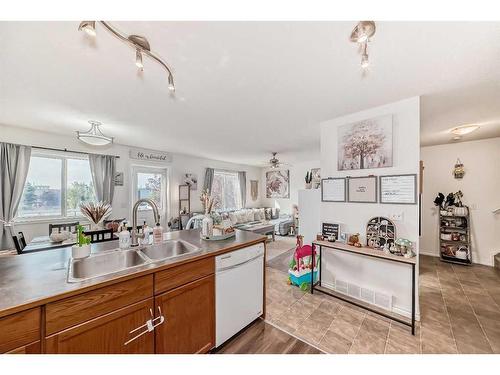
top-left (68, 249), bottom-right (149, 283)
top-left (139, 240), bottom-right (200, 261)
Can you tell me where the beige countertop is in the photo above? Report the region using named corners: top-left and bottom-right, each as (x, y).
top-left (0, 228), bottom-right (266, 318)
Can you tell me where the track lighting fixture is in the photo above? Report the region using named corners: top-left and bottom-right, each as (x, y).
top-left (350, 21), bottom-right (376, 70)
top-left (78, 21), bottom-right (175, 92)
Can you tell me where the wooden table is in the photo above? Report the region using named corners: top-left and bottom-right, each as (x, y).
top-left (311, 240), bottom-right (417, 335)
top-left (24, 236), bottom-right (77, 253)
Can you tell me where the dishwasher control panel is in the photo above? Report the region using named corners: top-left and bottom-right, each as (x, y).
top-left (215, 243), bottom-right (265, 271)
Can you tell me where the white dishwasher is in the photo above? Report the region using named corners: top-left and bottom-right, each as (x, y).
top-left (215, 243), bottom-right (265, 347)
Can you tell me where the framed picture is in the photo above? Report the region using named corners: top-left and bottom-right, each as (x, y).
top-left (114, 172), bottom-right (124, 186)
top-left (266, 170), bottom-right (290, 198)
top-left (311, 168), bottom-right (321, 188)
top-left (250, 180), bottom-right (259, 201)
top-left (347, 176), bottom-right (377, 203)
top-left (338, 114), bottom-right (393, 171)
top-left (184, 173), bottom-right (198, 190)
top-left (321, 178), bottom-right (346, 202)
top-left (379, 174), bottom-right (417, 204)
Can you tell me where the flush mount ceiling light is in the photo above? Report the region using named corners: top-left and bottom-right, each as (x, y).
top-left (77, 121), bottom-right (114, 146)
top-left (350, 21), bottom-right (376, 70)
top-left (78, 21), bottom-right (175, 92)
top-left (450, 125), bottom-right (480, 136)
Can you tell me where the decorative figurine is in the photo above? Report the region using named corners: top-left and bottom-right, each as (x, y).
top-left (347, 233), bottom-right (360, 246)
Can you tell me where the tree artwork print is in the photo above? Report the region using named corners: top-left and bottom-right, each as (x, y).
top-left (337, 114), bottom-right (393, 170)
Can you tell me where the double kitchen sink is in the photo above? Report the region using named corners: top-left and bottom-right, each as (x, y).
top-left (67, 240), bottom-right (201, 283)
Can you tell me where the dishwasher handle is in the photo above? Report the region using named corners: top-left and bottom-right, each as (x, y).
top-left (216, 254), bottom-right (263, 272)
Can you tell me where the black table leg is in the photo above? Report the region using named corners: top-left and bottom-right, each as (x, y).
top-left (310, 244), bottom-right (315, 294)
top-left (319, 245), bottom-right (322, 287)
top-left (411, 263), bottom-right (415, 335)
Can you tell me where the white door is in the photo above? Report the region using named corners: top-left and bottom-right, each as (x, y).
top-left (131, 166), bottom-right (169, 228)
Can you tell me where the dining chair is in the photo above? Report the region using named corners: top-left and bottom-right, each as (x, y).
top-left (49, 222), bottom-right (80, 235)
top-left (12, 232), bottom-right (26, 254)
top-left (83, 228), bottom-right (114, 243)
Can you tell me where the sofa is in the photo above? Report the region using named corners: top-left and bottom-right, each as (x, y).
top-left (222, 208), bottom-right (294, 236)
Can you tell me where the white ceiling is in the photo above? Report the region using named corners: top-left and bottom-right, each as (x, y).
top-left (1, 21), bottom-right (500, 165)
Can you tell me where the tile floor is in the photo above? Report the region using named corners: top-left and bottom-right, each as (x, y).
top-left (265, 254), bottom-right (500, 354)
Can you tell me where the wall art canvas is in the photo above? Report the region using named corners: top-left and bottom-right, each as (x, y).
top-left (266, 170), bottom-right (290, 198)
top-left (184, 173), bottom-right (198, 190)
top-left (338, 114), bottom-right (393, 171)
top-left (311, 168), bottom-right (321, 185)
top-left (250, 180), bottom-right (259, 201)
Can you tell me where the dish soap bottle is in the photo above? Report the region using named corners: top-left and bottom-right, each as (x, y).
top-left (119, 223), bottom-right (131, 249)
top-left (153, 217), bottom-right (163, 245)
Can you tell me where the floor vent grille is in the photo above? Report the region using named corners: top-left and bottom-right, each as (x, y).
top-left (332, 279), bottom-right (393, 311)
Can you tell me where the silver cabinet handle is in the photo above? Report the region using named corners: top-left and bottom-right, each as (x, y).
top-left (124, 307), bottom-right (166, 346)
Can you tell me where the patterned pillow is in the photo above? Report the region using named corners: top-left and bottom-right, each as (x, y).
top-left (236, 210), bottom-right (247, 223)
top-left (245, 209), bottom-right (254, 222)
top-left (264, 208), bottom-right (272, 220)
top-left (271, 208), bottom-right (280, 219)
top-left (259, 208), bottom-right (266, 221)
top-left (228, 212), bottom-right (238, 226)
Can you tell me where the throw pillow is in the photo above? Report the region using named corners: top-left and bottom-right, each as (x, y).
top-left (236, 210), bottom-right (247, 224)
top-left (264, 208), bottom-right (272, 220)
top-left (245, 209), bottom-right (254, 222)
top-left (228, 212), bottom-right (237, 226)
top-left (271, 208), bottom-right (280, 219)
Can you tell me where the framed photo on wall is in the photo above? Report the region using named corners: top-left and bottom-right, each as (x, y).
top-left (347, 176), bottom-right (377, 203)
top-left (321, 178), bottom-right (346, 202)
top-left (379, 174), bottom-right (417, 204)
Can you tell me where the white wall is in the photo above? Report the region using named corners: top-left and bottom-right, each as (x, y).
top-left (421, 137), bottom-right (500, 266)
top-left (260, 160), bottom-right (320, 214)
top-left (0, 123), bottom-right (262, 246)
top-left (320, 97), bottom-right (420, 318)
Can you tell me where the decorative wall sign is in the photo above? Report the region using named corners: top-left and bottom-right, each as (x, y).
top-left (322, 222), bottom-right (340, 240)
top-left (129, 147), bottom-right (173, 163)
top-left (114, 172), bottom-right (124, 186)
top-left (184, 173), bottom-right (198, 190)
top-left (250, 180), bottom-right (259, 201)
top-left (266, 170), bottom-right (290, 198)
top-left (379, 174), bottom-right (417, 204)
top-left (338, 114), bottom-right (393, 171)
top-left (321, 178), bottom-right (346, 202)
top-left (366, 216), bottom-right (396, 249)
top-left (347, 176), bottom-right (377, 203)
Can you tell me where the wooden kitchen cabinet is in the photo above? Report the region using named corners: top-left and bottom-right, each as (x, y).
top-left (155, 274), bottom-right (215, 354)
top-left (0, 307), bottom-right (41, 354)
top-left (6, 341), bottom-right (41, 354)
top-left (45, 299), bottom-right (155, 354)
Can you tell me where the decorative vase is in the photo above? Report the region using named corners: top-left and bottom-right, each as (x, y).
top-left (72, 244), bottom-right (91, 259)
top-left (201, 214), bottom-right (214, 238)
top-left (305, 183), bottom-right (312, 189)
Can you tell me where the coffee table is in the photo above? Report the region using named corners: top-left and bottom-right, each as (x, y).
top-left (238, 222), bottom-right (275, 242)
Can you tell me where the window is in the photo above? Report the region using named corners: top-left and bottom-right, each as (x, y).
top-left (18, 152), bottom-right (95, 219)
top-left (135, 171), bottom-right (164, 210)
top-left (132, 166), bottom-right (168, 227)
top-left (212, 170), bottom-right (242, 211)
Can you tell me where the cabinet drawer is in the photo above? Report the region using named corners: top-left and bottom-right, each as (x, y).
top-left (0, 308), bottom-right (40, 353)
top-left (155, 257), bottom-right (214, 294)
top-left (46, 275), bottom-right (153, 335)
top-left (6, 341), bottom-right (41, 354)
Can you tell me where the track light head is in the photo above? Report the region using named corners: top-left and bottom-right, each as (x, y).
top-left (168, 75), bottom-right (175, 92)
top-left (350, 21), bottom-right (376, 43)
top-left (78, 21), bottom-right (96, 37)
top-left (135, 50), bottom-right (144, 70)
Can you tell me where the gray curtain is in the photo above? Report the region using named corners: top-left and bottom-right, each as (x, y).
top-left (203, 168), bottom-right (215, 193)
top-left (0, 142), bottom-right (31, 250)
top-left (238, 171), bottom-right (247, 208)
top-left (89, 154), bottom-right (116, 204)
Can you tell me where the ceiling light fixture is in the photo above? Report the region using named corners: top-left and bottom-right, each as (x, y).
top-left (77, 121), bottom-right (114, 146)
top-left (350, 21), bottom-right (376, 70)
top-left (450, 125), bottom-right (480, 136)
top-left (78, 21), bottom-right (175, 92)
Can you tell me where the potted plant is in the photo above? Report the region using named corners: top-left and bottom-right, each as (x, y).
top-left (199, 189), bottom-right (217, 238)
top-left (72, 225), bottom-right (92, 259)
top-left (80, 201), bottom-right (112, 230)
top-left (305, 171), bottom-right (312, 189)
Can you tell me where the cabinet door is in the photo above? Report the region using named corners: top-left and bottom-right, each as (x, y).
top-left (45, 299), bottom-right (154, 354)
top-left (155, 274), bottom-right (215, 354)
top-left (6, 341), bottom-right (40, 354)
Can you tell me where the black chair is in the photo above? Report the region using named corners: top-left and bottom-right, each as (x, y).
top-left (83, 228), bottom-right (114, 243)
top-left (12, 232), bottom-right (26, 254)
top-left (49, 222), bottom-right (79, 235)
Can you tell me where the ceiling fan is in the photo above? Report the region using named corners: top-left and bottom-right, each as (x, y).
top-left (261, 152), bottom-right (292, 169)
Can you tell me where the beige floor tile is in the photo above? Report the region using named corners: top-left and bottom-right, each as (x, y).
top-left (421, 327), bottom-right (458, 354)
top-left (319, 330), bottom-right (352, 354)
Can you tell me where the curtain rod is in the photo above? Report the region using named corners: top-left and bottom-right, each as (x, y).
top-left (33, 146), bottom-right (120, 159)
